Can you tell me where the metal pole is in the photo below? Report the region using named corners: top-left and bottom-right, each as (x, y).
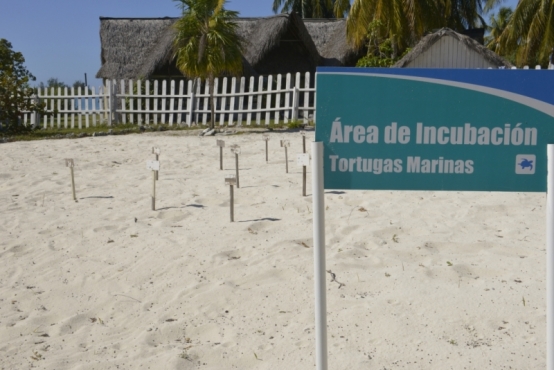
top-left (546, 144), bottom-right (554, 370)
top-left (220, 147), bottom-right (223, 170)
top-left (235, 153), bottom-right (240, 188)
top-left (152, 171), bottom-right (156, 211)
top-left (230, 185), bottom-right (234, 222)
top-left (312, 141), bottom-right (328, 370)
top-left (265, 140), bottom-right (268, 163)
top-left (70, 167), bottom-right (77, 202)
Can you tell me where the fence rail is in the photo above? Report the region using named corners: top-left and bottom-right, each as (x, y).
top-left (22, 72), bottom-right (316, 129)
top-left (20, 66), bottom-right (554, 129)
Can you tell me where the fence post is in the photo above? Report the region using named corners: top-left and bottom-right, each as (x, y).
top-left (187, 89), bottom-right (195, 126)
top-left (108, 80), bottom-right (115, 126)
top-left (31, 94), bottom-right (40, 128)
top-left (292, 86), bottom-right (299, 121)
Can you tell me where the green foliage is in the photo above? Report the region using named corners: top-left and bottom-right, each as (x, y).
top-left (286, 120), bottom-right (305, 129)
top-left (355, 20), bottom-right (410, 67)
top-left (272, 0), bottom-right (350, 18)
top-left (347, 0), bottom-right (503, 51)
top-left (0, 39), bottom-right (48, 132)
top-left (485, 7), bottom-right (513, 53)
top-left (498, 0), bottom-right (554, 67)
top-left (173, 0), bottom-right (244, 129)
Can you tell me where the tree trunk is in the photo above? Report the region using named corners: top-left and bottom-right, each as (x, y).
top-left (209, 74), bottom-right (215, 130)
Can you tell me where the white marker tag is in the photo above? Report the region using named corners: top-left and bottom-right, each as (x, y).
top-left (280, 140), bottom-right (290, 147)
top-left (297, 153), bottom-right (310, 167)
top-left (65, 159), bottom-right (74, 168)
top-left (263, 134), bottom-right (269, 141)
top-left (217, 140), bottom-right (225, 147)
top-left (230, 145), bottom-right (241, 154)
top-left (225, 176), bottom-right (237, 186)
top-left (147, 160), bottom-right (160, 171)
top-left (152, 147), bottom-right (161, 155)
top-left (300, 130), bottom-right (306, 136)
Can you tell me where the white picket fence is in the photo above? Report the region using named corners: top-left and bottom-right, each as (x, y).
top-left (22, 72), bottom-right (316, 129)
top-left (20, 65), bottom-right (554, 129)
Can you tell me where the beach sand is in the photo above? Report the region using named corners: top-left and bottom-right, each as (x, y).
top-left (0, 130), bottom-right (546, 369)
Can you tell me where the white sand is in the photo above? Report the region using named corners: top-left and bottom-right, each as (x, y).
top-left (0, 130), bottom-right (546, 369)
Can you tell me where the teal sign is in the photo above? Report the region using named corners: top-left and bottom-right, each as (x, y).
top-left (315, 68), bottom-right (554, 192)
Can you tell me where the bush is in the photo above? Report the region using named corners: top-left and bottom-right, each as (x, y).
top-left (0, 39), bottom-right (48, 132)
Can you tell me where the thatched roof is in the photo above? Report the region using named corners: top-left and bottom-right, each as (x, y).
top-left (392, 28), bottom-right (513, 68)
top-left (97, 17), bottom-right (176, 80)
top-left (243, 13), bottom-right (320, 68)
top-left (304, 18), bottom-right (361, 66)
top-left (96, 13), bottom-right (324, 80)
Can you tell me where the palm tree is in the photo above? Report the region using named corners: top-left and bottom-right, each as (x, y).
top-left (485, 7), bottom-right (513, 53)
top-left (272, 0), bottom-right (350, 18)
top-left (498, 0), bottom-right (554, 67)
top-left (173, 0), bottom-right (243, 130)
top-left (346, 0), bottom-right (503, 52)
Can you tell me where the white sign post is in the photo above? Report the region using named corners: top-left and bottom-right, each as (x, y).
top-left (147, 160), bottom-right (160, 210)
top-left (230, 144), bottom-right (241, 188)
top-left (152, 147), bottom-right (161, 180)
top-left (297, 153), bottom-right (310, 197)
top-left (280, 140), bottom-right (290, 173)
top-left (263, 134), bottom-right (269, 163)
top-left (301, 131), bottom-right (307, 195)
top-left (65, 158), bottom-right (77, 202)
top-left (546, 144), bottom-right (554, 370)
top-left (217, 140), bottom-right (225, 170)
top-left (311, 142), bottom-right (328, 370)
top-left (225, 176), bottom-right (237, 222)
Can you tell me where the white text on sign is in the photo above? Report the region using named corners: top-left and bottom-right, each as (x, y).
top-left (330, 119), bottom-right (538, 146)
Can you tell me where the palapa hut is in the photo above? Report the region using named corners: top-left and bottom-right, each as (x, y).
top-left (96, 13), bottom-right (353, 82)
top-left (304, 18), bottom-right (360, 67)
top-left (392, 28), bottom-right (513, 69)
top-left (96, 13), bottom-right (361, 82)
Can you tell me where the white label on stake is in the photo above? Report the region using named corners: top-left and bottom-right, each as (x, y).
top-left (152, 147), bottom-right (161, 155)
top-left (225, 176), bottom-right (237, 186)
top-left (281, 140), bottom-right (290, 147)
top-left (297, 153), bottom-right (310, 167)
top-left (147, 160), bottom-right (160, 171)
top-left (300, 130), bottom-right (306, 136)
top-left (230, 145), bottom-right (241, 154)
top-left (65, 158), bottom-right (74, 168)
top-left (217, 140), bottom-right (225, 147)
top-left (263, 134), bottom-right (269, 141)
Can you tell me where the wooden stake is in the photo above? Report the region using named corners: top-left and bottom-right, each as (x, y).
top-left (235, 153), bottom-right (240, 188)
top-left (230, 184), bottom-right (234, 222)
top-left (217, 140), bottom-right (225, 170)
top-left (70, 167), bottom-right (77, 201)
top-left (281, 140), bottom-right (290, 173)
top-left (152, 170), bottom-right (156, 210)
top-left (65, 159), bottom-right (77, 202)
top-left (263, 134), bottom-right (269, 163)
top-left (155, 154), bottom-right (159, 180)
top-left (285, 146), bottom-right (289, 173)
top-left (225, 176), bottom-right (237, 222)
top-left (230, 144), bottom-right (240, 188)
top-left (297, 153), bottom-right (310, 197)
top-left (152, 147), bottom-right (161, 180)
top-left (147, 160), bottom-right (160, 211)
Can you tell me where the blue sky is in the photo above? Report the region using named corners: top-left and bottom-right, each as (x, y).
top-left (0, 0), bottom-right (519, 87)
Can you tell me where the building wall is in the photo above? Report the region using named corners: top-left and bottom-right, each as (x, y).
top-left (406, 36), bottom-right (496, 69)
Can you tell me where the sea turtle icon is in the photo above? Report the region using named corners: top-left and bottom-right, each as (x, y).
top-left (518, 158), bottom-right (533, 170)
